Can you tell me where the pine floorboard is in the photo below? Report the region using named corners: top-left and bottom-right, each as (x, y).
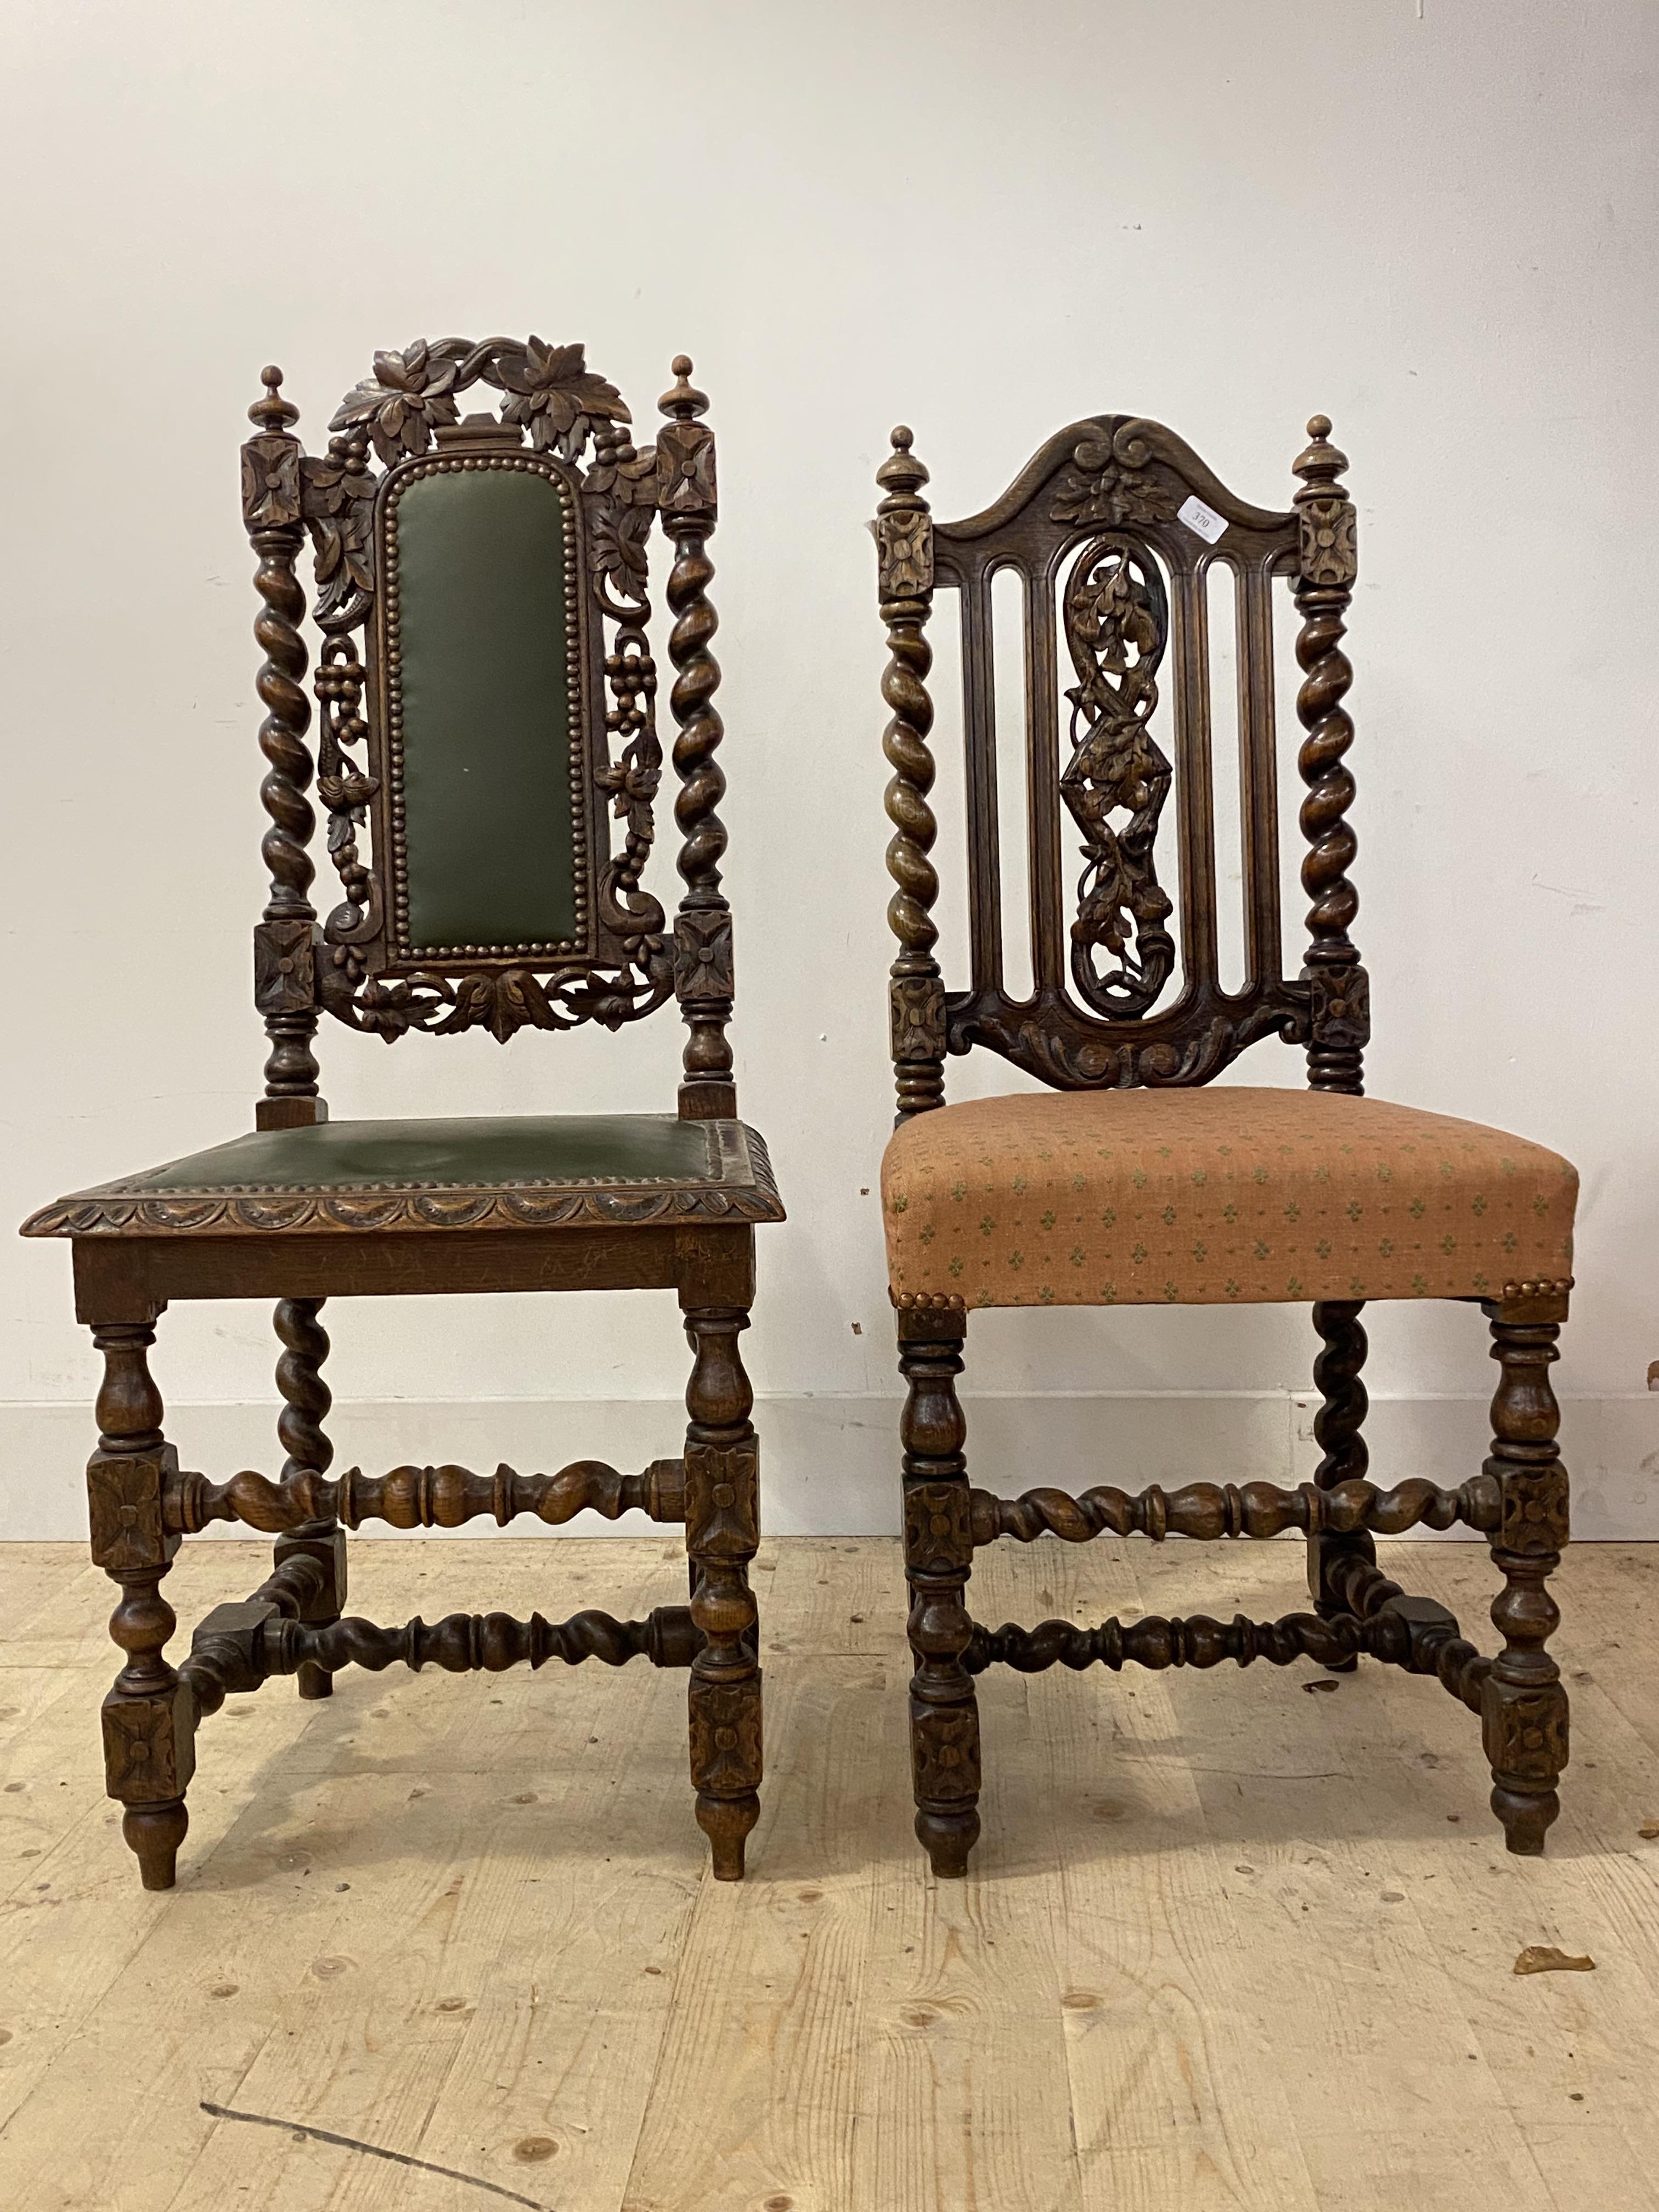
top-left (1, 1536), bottom-right (1656, 2210)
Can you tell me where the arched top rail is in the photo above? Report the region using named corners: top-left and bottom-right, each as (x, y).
top-left (934, 415), bottom-right (1295, 565)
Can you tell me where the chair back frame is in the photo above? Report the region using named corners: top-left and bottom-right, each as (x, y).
top-left (876, 412), bottom-right (1365, 1119)
top-left (241, 341), bottom-right (735, 1129)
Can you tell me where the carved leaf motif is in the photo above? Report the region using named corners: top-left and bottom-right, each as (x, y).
top-left (1050, 438), bottom-right (1178, 529)
top-left (354, 973), bottom-right (453, 1040)
top-left (588, 487), bottom-right (656, 601)
top-left (302, 453), bottom-right (377, 618)
top-left (434, 969), bottom-right (562, 1044)
top-left (329, 340), bottom-right (463, 464)
top-left (493, 337), bottom-right (629, 458)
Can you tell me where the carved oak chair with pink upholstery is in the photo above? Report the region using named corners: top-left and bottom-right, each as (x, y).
top-left (24, 340), bottom-right (781, 1889)
top-left (872, 411), bottom-right (1576, 1876)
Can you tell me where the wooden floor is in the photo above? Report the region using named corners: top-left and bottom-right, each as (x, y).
top-left (2, 1537), bottom-right (1657, 2210)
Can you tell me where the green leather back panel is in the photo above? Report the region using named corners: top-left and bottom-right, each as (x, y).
top-left (118, 1117), bottom-right (719, 1190)
top-left (392, 467), bottom-right (579, 951)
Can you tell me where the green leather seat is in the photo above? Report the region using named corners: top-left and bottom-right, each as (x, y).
top-left (23, 1116), bottom-right (783, 1237)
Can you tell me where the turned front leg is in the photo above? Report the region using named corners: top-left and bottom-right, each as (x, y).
top-left (86, 1322), bottom-right (194, 1891)
top-left (682, 1304), bottom-right (761, 1880)
top-left (1306, 1299), bottom-right (1374, 1669)
top-left (273, 1297), bottom-right (345, 1701)
top-left (1482, 1291), bottom-right (1571, 1854)
top-left (898, 1303), bottom-right (980, 1878)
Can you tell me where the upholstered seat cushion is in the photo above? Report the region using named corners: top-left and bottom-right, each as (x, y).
top-left (882, 1087), bottom-right (1574, 1311)
top-left (23, 1115), bottom-right (783, 1237)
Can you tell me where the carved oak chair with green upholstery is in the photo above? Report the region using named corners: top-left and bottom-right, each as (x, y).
top-left (23, 339), bottom-right (781, 1889)
top-left (873, 412), bottom-right (1576, 1877)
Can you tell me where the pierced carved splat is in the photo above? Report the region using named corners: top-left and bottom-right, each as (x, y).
top-left (1059, 534), bottom-right (1176, 1019)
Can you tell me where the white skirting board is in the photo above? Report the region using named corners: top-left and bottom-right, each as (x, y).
top-left (1, 1392), bottom-right (1655, 1543)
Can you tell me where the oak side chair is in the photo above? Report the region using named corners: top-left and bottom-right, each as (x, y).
top-left (22, 338), bottom-right (782, 1891)
top-left (873, 411), bottom-right (1576, 1877)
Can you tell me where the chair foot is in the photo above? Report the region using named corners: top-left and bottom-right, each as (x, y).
top-left (696, 1790), bottom-right (758, 1881)
top-left (917, 1803), bottom-right (979, 1879)
top-left (296, 1662), bottom-right (334, 1701)
top-left (1493, 1781), bottom-right (1558, 1856)
top-left (123, 1799), bottom-right (188, 1891)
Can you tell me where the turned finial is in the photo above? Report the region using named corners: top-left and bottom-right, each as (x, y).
top-left (659, 353), bottom-right (708, 421)
top-left (1293, 412), bottom-right (1348, 498)
top-left (877, 424), bottom-right (929, 499)
top-left (249, 363), bottom-right (299, 434)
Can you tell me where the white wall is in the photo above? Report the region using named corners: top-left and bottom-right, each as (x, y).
top-left (3, 0), bottom-right (1656, 1541)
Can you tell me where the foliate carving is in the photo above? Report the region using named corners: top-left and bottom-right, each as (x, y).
top-left (1058, 536), bottom-right (1175, 1017)
top-left (949, 991), bottom-right (1303, 1092)
top-left (684, 1441), bottom-right (760, 1557)
top-left (1299, 494), bottom-right (1357, 588)
top-left (1482, 1680), bottom-right (1568, 1781)
top-left (890, 972), bottom-right (947, 1065)
top-left (674, 910), bottom-right (733, 1002)
top-left (101, 1684), bottom-right (195, 1804)
top-left (910, 1703), bottom-right (980, 1802)
top-left (241, 435), bottom-right (302, 529)
top-left (331, 337), bottom-right (630, 467)
top-left (1496, 1465), bottom-right (1570, 1555)
top-left (87, 1448), bottom-right (177, 1572)
top-left (330, 339), bottom-right (462, 462)
top-left (586, 437), bottom-right (660, 612)
top-left (332, 958), bottom-right (673, 1047)
top-left (302, 445), bottom-right (377, 624)
top-left (257, 340), bottom-right (678, 1047)
top-left (253, 919), bottom-right (317, 1016)
top-left (688, 1677), bottom-right (763, 1796)
top-left (656, 419), bottom-right (718, 518)
top-left (1049, 429), bottom-right (1180, 529)
top-left (904, 1482), bottom-right (973, 1575)
top-left (1308, 962), bottom-right (1370, 1049)
top-left (493, 337), bottom-right (629, 457)
top-left (877, 507), bottom-right (933, 598)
